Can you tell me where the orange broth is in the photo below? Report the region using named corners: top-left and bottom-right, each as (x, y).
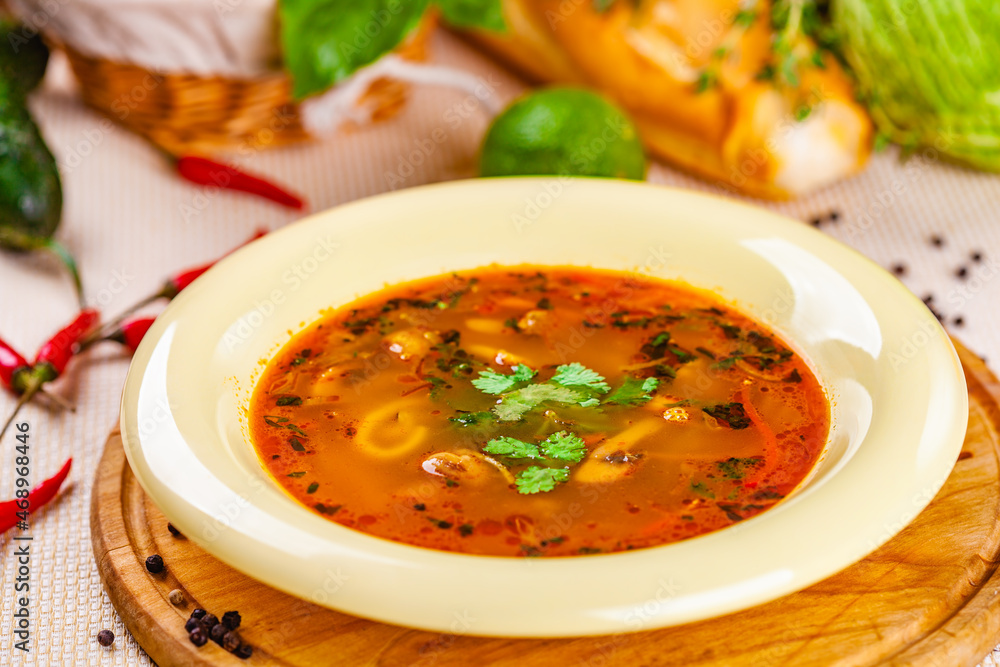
top-left (249, 266), bottom-right (829, 557)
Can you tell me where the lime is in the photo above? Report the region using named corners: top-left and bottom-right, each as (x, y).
top-left (479, 87), bottom-right (646, 180)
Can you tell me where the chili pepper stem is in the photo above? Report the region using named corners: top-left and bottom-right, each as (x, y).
top-left (78, 293), bottom-right (161, 350)
top-left (0, 376), bottom-right (42, 441)
top-left (43, 239), bottom-right (85, 309)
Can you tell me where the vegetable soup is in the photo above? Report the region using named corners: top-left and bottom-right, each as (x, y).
top-left (249, 266), bottom-right (829, 557)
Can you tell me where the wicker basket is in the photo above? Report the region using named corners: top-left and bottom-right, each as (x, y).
top-left (61, 17), bottom-right (434, 156)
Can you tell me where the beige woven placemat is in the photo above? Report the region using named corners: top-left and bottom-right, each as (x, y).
top-left (0, 29), bottom-right (997, 666)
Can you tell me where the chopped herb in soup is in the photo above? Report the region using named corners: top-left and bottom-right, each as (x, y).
top-left (249, 267), bottom-right (829, 557)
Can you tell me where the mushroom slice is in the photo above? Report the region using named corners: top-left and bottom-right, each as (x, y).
top-left (575, 440), bottom-right (645, 484)
top-left (421, 449), bottom-right (515, 485)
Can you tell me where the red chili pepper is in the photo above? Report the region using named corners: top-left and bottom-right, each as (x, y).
top-left (0, 309), bottom-right (99, 440)
top-left (32, 308), bottom-right (100, 382)
top-left (0, 458), bottom-right (72, 533)
top-left (176, 156), bottom-right (305, 210)
top-left (105, 317), bottom-right (156, 353)
top-left (79, 229), bottom-right (268, 349)
top-left (0, 338), bottom-right (30, 394)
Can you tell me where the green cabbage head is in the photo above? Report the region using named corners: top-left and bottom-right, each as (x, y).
top-left (832, 0), bottom-right (1000, 171)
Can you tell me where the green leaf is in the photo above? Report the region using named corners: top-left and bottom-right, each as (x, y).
top-left (472, 365), bottom-right (536, 394)
top-left (690, 481), bottom-right (715, 499)
top-left (307, 482), bottom-right (319, 494)
top-left (669, 346), bottom-right (697, 364)
top-left (484, 436), bottom-right (541, 459)
top-left (314, 503), bottom-right (341, 515)
top-left (606, 376), bottom-right (658, 406)
top-left (703, 403), bottom-right (751, 429)
top-left (449, 411), bottom-right (494, 426)
top-left (279, 0), bottom-right (430, 100)
top-left (511, 364), bottom-right (537, 383)
top-left (540, 431), bottom-right (587, 463)
top-left (650, 332), bottom-right (671, 347)
top-left (578, 397), bottom-right (601, 408)
top-left (276, 395), bottom-right (302, 406)
top-left (434, 0), bottom-right (505, 31)
top-left (493, 384), bottom-right (583, 421)
top-left (713, 355), bottom-right (741, 370)
top-left (551, 362), bottom-right (611, 393)
top-left (515, 466), bottom-right (570, 494)
top-left (716, 457), bottom-right (763, 480)
top-left (287, 471), bottom-right (306, 478)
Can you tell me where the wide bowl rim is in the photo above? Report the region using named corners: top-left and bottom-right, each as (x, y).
top-left (120, 177), bottom-right (968, 637)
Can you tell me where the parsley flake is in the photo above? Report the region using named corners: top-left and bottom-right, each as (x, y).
top-left (716, 456), bottom-right (763, 480)
top-left (703, 402), bottom-right (751, 429)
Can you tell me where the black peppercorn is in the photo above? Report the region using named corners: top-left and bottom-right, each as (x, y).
top-left (199, 613), bottom-right (219, 631)
top-left (235, 643), bottom-right (253, 659)
top-left (829, 210), bottom-right (840, 222)
top-left (144, 554), bottom-right (164, 574)
top-left (810, 217), bottom-right (822, 227)
top-left (223, 631), bottom-right (242, 652)
top-left (954, 316), bottom-right (965, 327)
top-left (972, 251), bottom-right (983, 262)
top-left (184, 617), bottom-right (200, 633)
top-left (891, 263), bottom-right (907, 276)
top-left (190, 608), bottom-right (207, 620)
top-left (97, 629), bottom-right (114, 647)
top-left (189, 627), bottom-right (208, 647)
top-left (956, 266), bottom-right (968, 279)
top-left (167, 523), bottom-right (182, 538)
top-left (210, 623), bottom-right (227, 645)
top-left (221, 611), bottom-right (242, 630)
top-left (931, 235), bottom-right (944, 247)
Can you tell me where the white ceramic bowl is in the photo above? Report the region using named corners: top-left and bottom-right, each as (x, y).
top-left (120, 178), bottom-right (968, 637)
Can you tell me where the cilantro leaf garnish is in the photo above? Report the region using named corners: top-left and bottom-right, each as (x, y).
top-left (493, 384), bottom-right (583, 421)
top-left (540, 431), bottom-right (587, 463)
top-left (484, 436), bottom-right (541, 459)
top-left (472, 365), bottom-right (536, 394)
top-left (276, 395), bottom-right (302, 406)
top-left (515, 466), bottom-right (570, 494)
top-left (606, 376), bottom-right (659, 406)
top-left (551, 363), bottom-right (611, 393)
top-left (703, 402), bottom-right (751, 429)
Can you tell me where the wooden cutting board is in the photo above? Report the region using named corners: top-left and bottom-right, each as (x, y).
top-left (91, 341), bottom-right (1000, 667)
